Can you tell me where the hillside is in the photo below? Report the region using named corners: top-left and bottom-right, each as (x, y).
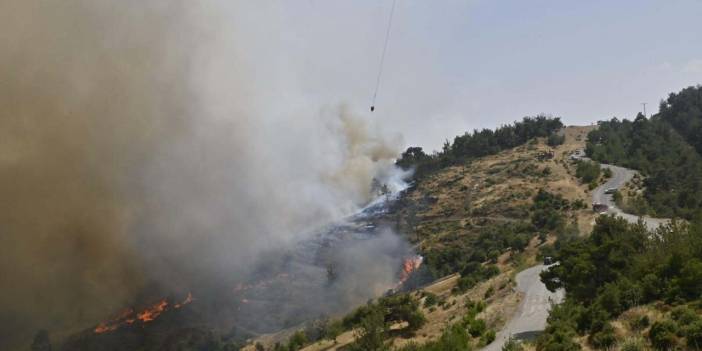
top-left (586, 85), bottom-right (702, 219)
top-left (243, 98), bottom-right (702, 351)
top-left (535, 86), bottom-right (702, 351)
top-left (243, 125), bottom-right (602, 351)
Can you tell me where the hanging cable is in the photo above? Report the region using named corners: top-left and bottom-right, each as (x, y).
top-left (370, 0), bottom-right (397, 112)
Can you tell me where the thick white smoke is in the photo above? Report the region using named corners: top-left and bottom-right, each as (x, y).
top-left (0, 1), bottom-right (408, 349)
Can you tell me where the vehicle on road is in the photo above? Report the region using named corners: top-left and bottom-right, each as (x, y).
top-left (592, 202), bottom-right (609, 213)
top-left (604, 187), bottom-right (618, 194)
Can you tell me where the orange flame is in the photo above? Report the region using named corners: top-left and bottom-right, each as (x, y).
top-left (396, 255), bottom-right (423, 288)
top-left (136, 299), bottom-right (168, 322)
top-left (93, 293), bottom-right (193, 334)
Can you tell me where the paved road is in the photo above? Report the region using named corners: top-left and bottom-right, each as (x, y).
top-left (587, 159), bottom-right (669, 230)
top-left (482, 265), bottom-right (564, 351)
top-left (482, 153), bottom-right (671, 351)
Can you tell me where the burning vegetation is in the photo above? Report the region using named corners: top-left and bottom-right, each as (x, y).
top-left (93, 293), bottom-right (193, 334)
top-left (397, 255), bottom-right (424, 288)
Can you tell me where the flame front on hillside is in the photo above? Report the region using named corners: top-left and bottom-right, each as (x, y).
top-left (397, 255), bottom-right (424, 288)
top-left (94, 293), bottom-right (193, 334)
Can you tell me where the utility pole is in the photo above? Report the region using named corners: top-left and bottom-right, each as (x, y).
top-left (641, 102), bottom-right (647, 117)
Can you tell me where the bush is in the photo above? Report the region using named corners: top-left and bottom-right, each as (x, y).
top-left (480, 329), bottom-right (497, 345)
top-left (456, 276), bottom-right (477, 293)
top-left (619, 337), bottom-right (646, 351)
top-left (286, 330), bottom-right (308, 351)
top-left (630, 314), bottom-right (650, 331)
top-left (648, 320), bottom-right (678, 350)
top-left (576, 161), bottom-right (601, 184)
top-left (612, 190), bottom-right (622, 205)
top-left (531, 190), bottom-right (568, 231)
top-left (464, 299), bottom-right (485, 317)
top-left (322, 320), bottom-right (344, 343)
top-left (547, 133), bottom-right (565, 147)
top-left (484, 286), bottom-right (495, 299)
top-left (686, 320), bottom-right (702, 349)
top-left (502, 337), bottom-right (524, 351)
top-left (537, 327), bottom-right (581, 351)
top-left (678, 258), bottom-right (702, 299)
top-left (423, 292), bottom-right (438, 308)
top-left (480, 329), bottom-right (496, 345)
top-left (380, 294), bottom-right (427, 333)
top-left (349, 307), bottom-right (388, 351)
top-left (396, 323), bottom-right (471, 351)
top-left (468, 319), bottom-right (487, 337)
top-left (671, 305), bottom-right (699, 326)
top-left (590, 323), bottom-right (617, 349)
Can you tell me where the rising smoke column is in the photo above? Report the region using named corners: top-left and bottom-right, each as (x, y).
top-left (0, 1), bottom-right (406, 349)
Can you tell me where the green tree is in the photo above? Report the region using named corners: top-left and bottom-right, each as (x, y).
top-left (350, 307), bottom-right (389, 351)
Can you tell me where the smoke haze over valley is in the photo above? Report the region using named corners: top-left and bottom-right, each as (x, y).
top-left (3, 1), bottom-right (702, 350)
top-left (0, 1), bottom-right (409, 349)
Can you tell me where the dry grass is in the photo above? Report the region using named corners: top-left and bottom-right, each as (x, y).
top-left (243, 126), bottom-right (597, 350)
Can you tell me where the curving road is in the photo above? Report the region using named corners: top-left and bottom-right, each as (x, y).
top-left (483, 152), bottom-right (671, 351)
top-left (586, 158), bottom-right (669, 230)
top-left (482, 265), bottom-right (564, 351)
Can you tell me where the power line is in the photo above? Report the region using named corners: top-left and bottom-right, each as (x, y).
top-left (370, 0), bottom-right (397, 112)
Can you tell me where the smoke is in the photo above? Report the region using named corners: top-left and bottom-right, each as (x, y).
top-left (0, 1), bottom-right (406, 349)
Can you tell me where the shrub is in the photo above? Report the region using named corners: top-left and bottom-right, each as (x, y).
top-left (423, 293), bottom-right (438, 308)
top-left (484, 286), bottom-right (495, 299)
top-left (456, 276), bottom-right (477, 293)
top-left (397, 323), bottom-right (471, 351)
top-left (590, 323), bottom-right (617, 349)
top-left (322, 320), bottom-right (344, 343)
top-left (671, 305), bottom-right (699, 326)
top-left (349, 307), bottom-right (388, 351)
top-left (537, 327), bottom-right (581, 351)
top-left (465, 299), bottom-right (486, 318)
top-left (686, 320), bottom-right (702, 349)
top-left (547, 133), bottom-right (565, 147)
top-left (630, 314), bottom-right (650, 331)
top-left (576, 161), bottom-right (601, 184)
top-left (286, 330), bottom-right (308, 351)
top-left (679, 259), bottom-right (702, 299)
top-left (481, 329), bottom-right (496, 345)
top-left (468, 318), bottom-right (487, 337)
top-left (502, 337), bottom-right (524, 351)
top-left (612, 190), bottom-right (622, 204)
top-left (648, 320), bottom-right (678, 350)
top-left (619, 337), bottom-right (646, 351)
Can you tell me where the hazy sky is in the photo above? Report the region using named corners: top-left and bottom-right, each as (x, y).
top-left (251, 0), bottom-right (702, 150)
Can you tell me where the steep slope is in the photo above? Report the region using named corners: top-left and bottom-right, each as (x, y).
top-left (244, 126), bottom-right (598, 351)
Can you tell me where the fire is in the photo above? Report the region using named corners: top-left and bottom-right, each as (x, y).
top-left (93, 293), bottom-right (193, 334)
top-left (397, 255), bottom-right (424, 287)
top-left (136, 299), bottom-right (168, 323)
